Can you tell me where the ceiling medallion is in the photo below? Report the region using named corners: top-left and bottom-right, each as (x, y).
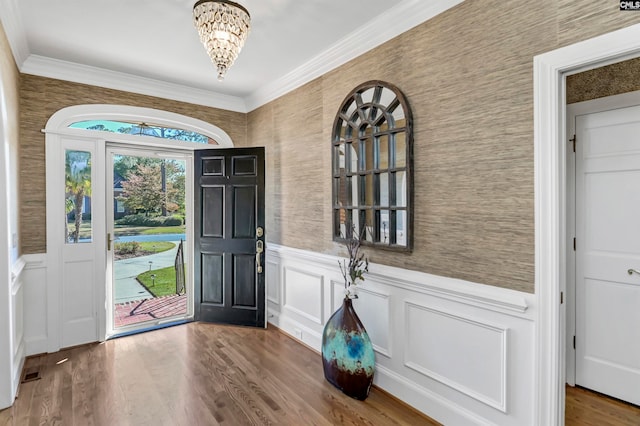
top-left (193, 0), bottom-right (251, 81)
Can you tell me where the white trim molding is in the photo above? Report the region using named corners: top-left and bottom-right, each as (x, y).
top-left (266, 244), bottom-right (536, 425)
top-left (244, 0), bottom-right (465, 111)
top-left (533, 22), bottom-right (640, 426)
top-left (0, 0), bottom-right (29, 68)
top-left (21, 55), bottom-right (247, 113)
top-left (45, 104), bottom-right (234, 148)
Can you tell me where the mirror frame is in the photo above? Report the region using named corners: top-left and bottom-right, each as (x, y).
top-left (331, 80), bottom-right (413, 251)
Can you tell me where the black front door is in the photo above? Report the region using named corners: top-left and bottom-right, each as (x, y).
top-left (194, 148), bottom-right (265, 327)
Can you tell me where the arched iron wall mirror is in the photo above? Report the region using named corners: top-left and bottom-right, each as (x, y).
top-left (332, 80), bottom-right (413, 251)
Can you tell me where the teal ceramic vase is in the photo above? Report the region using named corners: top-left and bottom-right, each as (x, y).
top-left (321, 296), bottom-right (375, 400)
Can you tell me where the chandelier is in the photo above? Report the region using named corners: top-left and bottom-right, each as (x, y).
top-left (193, 0), bottom-right (251, 81)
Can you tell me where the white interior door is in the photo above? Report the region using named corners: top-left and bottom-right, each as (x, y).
top-left (575, 104), bottom-right (640, 405)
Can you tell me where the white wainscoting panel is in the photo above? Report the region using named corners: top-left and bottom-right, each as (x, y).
top-left (266, 244), bottom-right (537, 426)
top-left (405, 302), bottom-right (507, 412)
top-left (266, 259), bottom-right (280, 305)
top-left (330, 281), bottom-right (392, 358)
top-left (283, 267), bottom-right (324, 325)
top-left (22, 254), bottom-right (48, 356)
top-left (10, 257), bottom-right (26, 402)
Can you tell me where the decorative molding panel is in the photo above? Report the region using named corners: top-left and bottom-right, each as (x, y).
top-left (270, 244), bottom-right (529, 316)
top-left (266, 244), bottom-right (536, 425)
top-left (22, 254), bottom-right (48, 356)
top-left (266, 259), bottom-right (280, 305)
top-left (283, 267), bottom-right (324, 324)
top-left (404, 302), bottom-right (508, 412)
top-left (374, 364), bottom-right (489, 426)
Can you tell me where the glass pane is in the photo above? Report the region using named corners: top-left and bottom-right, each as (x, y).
top-left (349, 209), bottom-right (360, 236)
top-left (365, 174), bottom-right (375, 206)
top-left (364, 136), bottom-right (375, 171)
top-left (69, 120), bottom-right (212, 144)
top-left (396, 210), bottom-right (407, 246)
top-left (394, 132), bottom-right (406, 168)
top-left (395, 171), bottom-right (407, 207)
top-left (347, 176), bottom-right (358, 206)
top-left (344, 99), bottom-right (357, 119)
top-left (380, 172), bottom-right (389, 206)
top-left (361, 87), bottom-right (375, 104)
top-left (364, 209), bottom-right (374, 242)
top-left (335, 118), bottom-right (347, 141)
top-left (334, 177), bottom-right (343, 205)
top-left (391, 103), bottom-right (406, 125)
top-left (349, 142), bottom-right (359, 173)
top-left (66, 150), bottom-right (92, 244)
top-left (378, 135), bottom-right (389, 169)
top-left (380, 210), bottom-right (390, 244)
top-left (334, 209), bottom-right (344, 238)
top-left (334, 143), bottom-right (345, 174)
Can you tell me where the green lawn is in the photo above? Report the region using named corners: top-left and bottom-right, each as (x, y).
top-left (141, 226), bottom-right (186, 235)
top-left (137, 265), bottom-right (186, 297)
top-left (114, 225), bottom-right (185, 236)
top-left (68, 222), bottom-right (185, 239)
top-left (138, 241), bottom-right (175, 253)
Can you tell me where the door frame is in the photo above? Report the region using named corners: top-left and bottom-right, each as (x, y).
top-left (44, 104), bottom-right (234, 351)
top-left (105, 145), bottom-right (195, 338)
top-left (534, 23), bottom-right (640, 425)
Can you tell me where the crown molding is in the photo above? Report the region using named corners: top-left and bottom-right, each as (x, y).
top-left (21, 55), bottom-right (247, 113)
top-left (6, 0), bottom-right (463, 113)
top-left (244, 0), bottom-right (464, 111)
top-left (0, 0), bottom-right (29, 68)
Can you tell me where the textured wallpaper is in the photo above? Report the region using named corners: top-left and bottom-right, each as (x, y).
top-left (567, 57), bottom-right (640, 104)
top-left (246, 1), bottom-right (640, 293)
top-left (18, 1), bottom-right (640, 292)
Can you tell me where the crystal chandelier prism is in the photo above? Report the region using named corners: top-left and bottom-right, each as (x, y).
top-left (193, 0), bottom-right (251, 81)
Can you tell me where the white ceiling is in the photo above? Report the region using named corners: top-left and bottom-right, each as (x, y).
top-left (0, 0), bottom-right (462, 112)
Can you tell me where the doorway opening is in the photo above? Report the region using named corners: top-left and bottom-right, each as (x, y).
top-left (534, 22), bottom-right (640, 425)
top-left (45, 105), bottom-right (234, 352)
top-left (107, 148), bottom-right (191, 336)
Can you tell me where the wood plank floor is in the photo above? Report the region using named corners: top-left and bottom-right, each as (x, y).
top-left (0, 323), bottom-right (439, 425)
top-left (565, 385), bottom-right (640, 426)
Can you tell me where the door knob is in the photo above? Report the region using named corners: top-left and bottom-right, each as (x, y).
top-left (627, 268), bottom-right (640, 275)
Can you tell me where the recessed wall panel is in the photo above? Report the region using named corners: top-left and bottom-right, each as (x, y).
top-left (284, 267), bottom-right (323, 324)
top-left (405, 302), bottom-right (507, 412)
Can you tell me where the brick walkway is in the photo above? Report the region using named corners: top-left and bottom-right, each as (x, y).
top-left (114, 294), bottom-right (187, 328)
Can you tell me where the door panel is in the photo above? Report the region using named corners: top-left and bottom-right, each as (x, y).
top-left (195, 148), bottom-right (265, 327)
top-left (55, 139), bottom-right (105, 349)
top-left (575, 106), bottom-right (640, 406)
